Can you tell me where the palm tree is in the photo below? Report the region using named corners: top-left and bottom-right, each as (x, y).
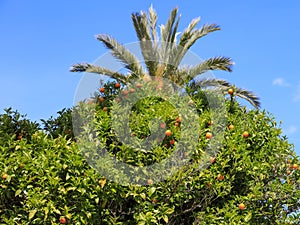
top-left (70, 6), bottom-right (260, 108)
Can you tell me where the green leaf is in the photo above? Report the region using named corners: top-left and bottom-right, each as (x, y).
top-left (244, 212), bottom-right (252, 222)
top-left (66, 186), bottom-right (76, 191)
top-left (53, 208), bottom-right (61, 215)
top-left (15, 189), bottom-right (22, 197)
top-left (148, 187), bottom-right (156, 197)
top-left (29, 209), bottom-right (37, 220)
top-left (44, 207), bottom-right (49, 216)
top-left (165, 207), bottom-right (174, 215)
top-left (162, 215), bottom-right (169, 223)
top-left (66, 173), bottom-right (70, 180)
top-left (101, 199), bottom-right (107, 208)
top-left (140, 193), bottom-right (146, 200)
top-left (86, 212), bottom-right (92, 218)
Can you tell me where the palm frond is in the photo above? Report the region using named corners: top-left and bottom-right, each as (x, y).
top-left (70, 63), bottom-right (127, 83)
top-left (157, 7), bottom-right (181, 76)
top-left (163, 15), bottom-right (181, 75)
top-left (168, 71), bottom-right (185, 85)
top-left (161, 7), bottom-right (179, 43)
top-left (235, 89), bottom-right (261, 108)
top-left (178, 17), bottom-right (201, 47)
top-left (131, 12), bottom-right (151, 41)
top-left (131, 11), bottom-right (158, 76)
top-left (182, 56), bottom-right (234, 80)
top-left (148, 5), bottom-right (158, 45)
top-left (194, 78), bottom-right (261, 108)
top-left (96, 34), bottom-right (143, 77)
top-left (170, 15), bottom-right (180, 44)
top-left (180, 23), bottom-right (220, 49)
top-left (194, 78), bottom-right (232, 88)
top-left (171, 23), bottom-right (220, 69)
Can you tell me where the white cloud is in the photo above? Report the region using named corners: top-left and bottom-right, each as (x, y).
top-left (284, 125), bottom-right (298, 135)
top-left (272, 78), bottom-right (290, 87)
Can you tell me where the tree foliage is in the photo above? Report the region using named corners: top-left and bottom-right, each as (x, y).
top-left (0, 82), bottom-right (299, 224)
top-left (1, 6), bottom-right (299, 225)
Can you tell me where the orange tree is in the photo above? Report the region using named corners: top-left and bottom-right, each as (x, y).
top-left (1, 83), bottom-right (299, 224)
top-left (0, 6), bottom-right (300, 225)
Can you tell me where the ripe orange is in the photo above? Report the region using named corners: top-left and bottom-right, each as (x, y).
top-left (176, 116), bottom-right (182, 123)
top-left (152, 198), bottom-right (158, 203)
top-left (59, 217), bottom-right (67, 224)
top-left (17, 134), bottom-right (23, 140)
top-left (103, 107), bottom-right (107, 112)
top-left (122, 90), bottom-right (128, 96)
top-left (99, 97), bottom-right (105, 102)
top-left (206, 132), bottom-right (213, 139)
top-left (174, 122), bottom-right (180, 127)
top-left (188, 100), bottom-right (194, 106)
top-left (115, 83), bottom-right (121, 88)
top-left (292, 164), bottom-right (298, 170)
top-left (1, 174), bottom-right (7, 179)
top-left (165, 130), bottom-right (172, 137)
top-left (228, 124), bottom-right (234, 130)
top-left (217, 174), bottom-right (224, 181)
top-left (228, 88), bottom-right (234, 95)
top-left (160, 123), bottom-right (166, 129)
top-left (136, 83), bottom-right (143, 88)
top-left (147, 179), bottom-right (153, 185)
top-left (169, 139), bottom-right (175, 145)
top-left (242, 131), bottom-right (249, 138)
top-left (210, 157), bottom-right (216, 164)
top-left (129, 88), bottom-right (135, 93)
top-left (238, 203), bottom-right (246, 210)
top-left (99, 87), bottom-right (105, 93)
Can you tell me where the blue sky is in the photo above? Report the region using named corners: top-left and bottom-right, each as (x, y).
top-left (1, 1), bottom-right (300, 155)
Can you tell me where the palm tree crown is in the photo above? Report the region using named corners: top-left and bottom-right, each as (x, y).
top-left (70, 6), bottom-right (260, 108)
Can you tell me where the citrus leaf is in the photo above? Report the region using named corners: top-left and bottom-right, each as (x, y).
top-left (162, 215), bottom-right (169, 223)
top-left (15, 189), bottom-right (22, 197)
top-left (99, 178), bottom-right (107, 188)
top-left (29, 209), bottom-right (37, 220)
